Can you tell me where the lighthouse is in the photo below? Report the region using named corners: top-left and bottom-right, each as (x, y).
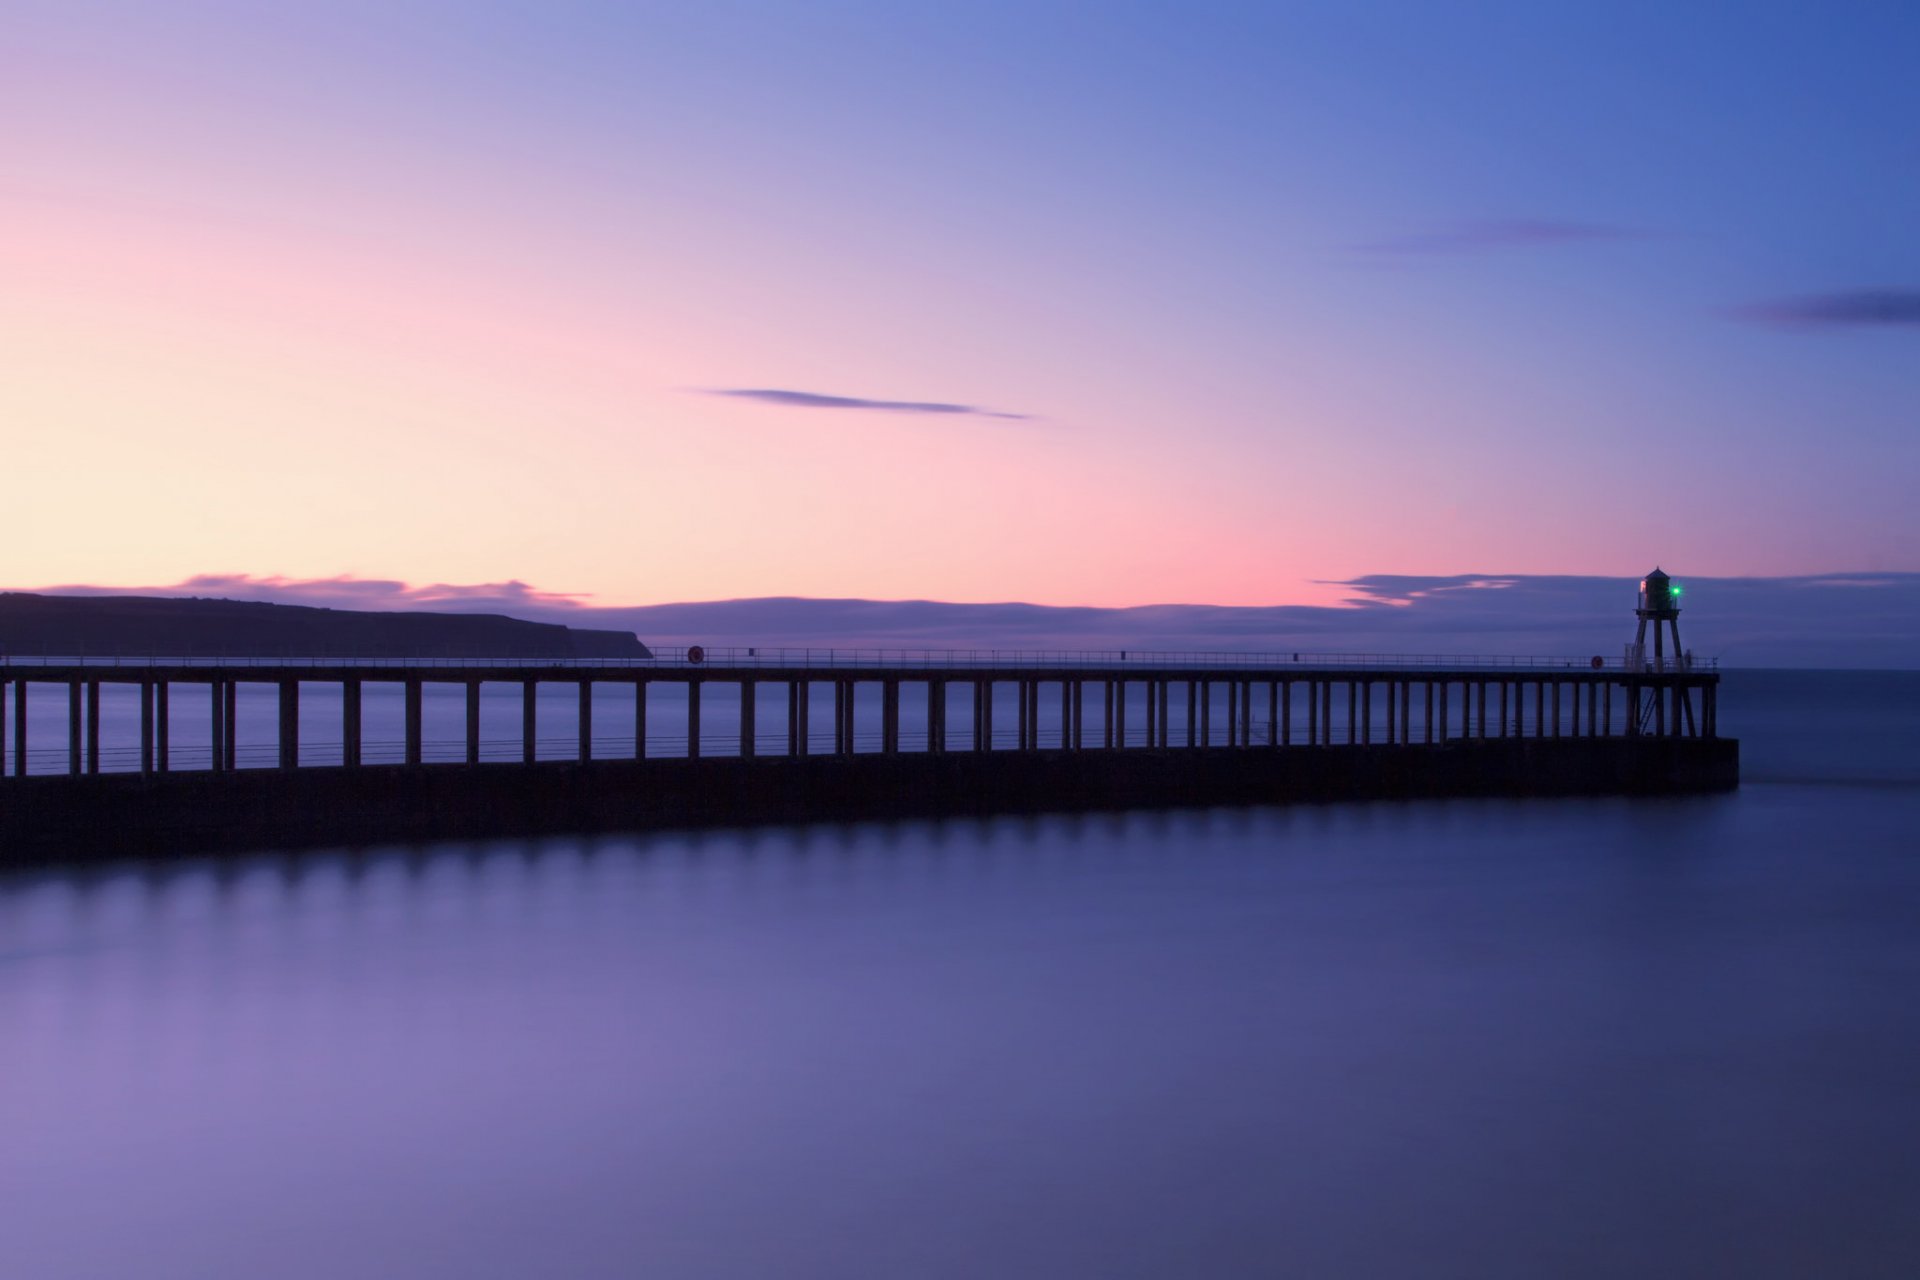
top-left (1629, 568), bottom-right (1688, 674)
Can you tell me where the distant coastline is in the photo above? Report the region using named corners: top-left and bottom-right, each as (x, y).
top-left (0, 593), bottom-right (648, 659)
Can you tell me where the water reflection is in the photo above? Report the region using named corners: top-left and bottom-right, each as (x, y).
top-left (5, 785), bottom-right (1920, 1278)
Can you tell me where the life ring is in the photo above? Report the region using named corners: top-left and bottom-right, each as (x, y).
top-left (687, 645), bottom-right (706, 665)
top-left (1590, 655), bottom-right (1604, 670)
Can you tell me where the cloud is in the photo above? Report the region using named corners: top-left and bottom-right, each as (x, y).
top-left (1354, 219), bottom-right (1643, 257)
top-left (708, 388), bottom-right (1030, 420)
top-left (1734, 289), bottom-right (1920, 330)
top-left (15, 572), bottom-right (1920, 667)
top-left (34, 573), bottom-right (590, 614)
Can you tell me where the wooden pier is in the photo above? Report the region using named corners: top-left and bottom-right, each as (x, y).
top-left (0, 648), bottom-right (1734, 862)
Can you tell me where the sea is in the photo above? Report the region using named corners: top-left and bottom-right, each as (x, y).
top-left (2, 669), bottom-right (1917, 1279)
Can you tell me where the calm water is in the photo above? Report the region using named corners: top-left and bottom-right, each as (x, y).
top-left (3, 671), bottom-right (1918, 1278)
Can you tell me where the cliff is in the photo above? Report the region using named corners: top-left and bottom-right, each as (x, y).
top-left (0, 594), bottom-right (650, 659)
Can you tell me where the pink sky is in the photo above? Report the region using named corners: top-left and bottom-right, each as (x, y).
top-left (5, 5), bottom-right (1915, 609)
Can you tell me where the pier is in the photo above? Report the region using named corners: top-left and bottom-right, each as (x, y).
top-left (0, 647), bottom-right (1734, 861)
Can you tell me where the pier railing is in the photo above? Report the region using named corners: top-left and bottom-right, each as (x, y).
top-left (0, 647), bottom-right (1715, 672)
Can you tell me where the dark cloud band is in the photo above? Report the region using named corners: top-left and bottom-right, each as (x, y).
top-left (709, 389), bottom-right (1030, 420)
top-left (1737, 289), bottom-right (1920, 329)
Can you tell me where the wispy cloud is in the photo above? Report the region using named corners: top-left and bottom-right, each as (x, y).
top-left (1734, 289), bottom-right (1920, 330)
top-left (1354, 219), bottom-right (1643, 257)
top-left (708, 388), bottom-right (1031, 420)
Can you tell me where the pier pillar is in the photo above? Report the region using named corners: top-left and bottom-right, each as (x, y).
top-left (209, 681), bottom-right (224, 773)
top-left (1113, 680), bottom-right (1126, 749)
top-left (1361, 681), bottom-right (1371, 744)
top-left (1422, 681), bottom-right (1433, 744)
top-left (139, 680), bottom-right (154, 774)
top-left (1587, 682), bottom-right (1598, 737)
top-left (1155, 681), bottom-right (1168, 747)
top-left (1269, 681), bottom-right (1280, 746)
top-left (68, 682), bottom-right (82, 775)
top-left (224, 682), bottom-right (237, 770)
top-left (1703, 684), bottom-right (1716, 738)
top-left (0, 680), bottom-right (6, 775)
top-left (1400, 681), bottom-right (1412, 745)
top-left (10, 680), bottom-right (22, 776)
top-left (979, 680), bottom-right (992, 751)
top-left (1603, 681), bottom-right (1612, 736)
top-left (1347, 682), bottom-right (1357, 745)
top-left (927, 680), bottom-right (943, 753)
top-left (1437, 682), bottom-right (1448, 743)
top-left (1534, 682), bottom-right (1546, 739)
top-left (523, 680), bottom-right (538, 763)
top-left (1281, 681), bottom-right (1293, 746)
top-left (1498, 682), bottom-right (1509, 738)
top-left (1200, 681), bottom-right (1212, 746)
top-left (637, 681), bottom-right (650, 758)
top-left (85, 681), bottom-right (100, 774)
top-left (788, 681), bottom-right (801, 755)
top-left (278, 680), bottom-right (299, 769)
top-left (1321, 681), bottom-right (1333, 745)
top-left (882, 680), bottom-right (898, 755)
top-left (1383, 680), bottom-right (1394, 745)
top-left (1308, 679), bottom-right (1320, 745)
top-left (1070, 680), bottom-right (1083, 749)
top-left (157, 681), bottom-right (169, 772)
top-left (690, 681), bottom-right (703, 758)
top-left (1185, 681), bottom-right (1197, 747)
top-left (579, 681), bottom-right (594, 761)
top-left (1476, 681), bottom-right (1487, 741)
top-left (344, 680), bottom-right (362, 767)
top-left (1551, 682), bottom-right (1561, 738)
top-left (741, 680), bottom-right (756, 758)
top-left (1242, 681), bottom-right (1253, 746)
top-left (465, 682), bottom-right (480, 764)
top-left (405, 679), bottom-right (423, 765)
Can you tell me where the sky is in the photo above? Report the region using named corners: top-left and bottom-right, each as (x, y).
top-left (5, 0), bottom-right (1918, 612)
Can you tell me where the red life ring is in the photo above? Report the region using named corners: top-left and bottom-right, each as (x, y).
top-left (687, 645), bottom-right (705, 665)
top-left (1590, 655), bottom-right (1604, 670)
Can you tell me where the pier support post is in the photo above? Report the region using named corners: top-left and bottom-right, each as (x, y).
top-left (1400, 681), bottom-right (1412, 745)
top-left (978, 680), bottom-right (992, 751)
top-left (405, 679), bottom-right (423, 765)
top-left (465, 682), bottom-right (480, 764)
top-left (1185, 681), bottom-right (1196, 747)
top-left (1347, 682), bottom-right (1357, 745)
top-left (1551, 681), bottom-right (1561, 738)
top-left (1475, 681), bottom-right (1487, 741)
top-left (1281, 681), bottom-right (1293, 746)
top-left (1498, 682), bottom-right (1509, 738)
top-left (637, 681), bottom-right (650, 758)
top-left (85, 681), bottom-right (100, 774)
top-left (224, 682), bottom-right (237, 771)
top-left (1308, 679), bottom-right (1320, 745)
top-left (68, 681), bottom-right (82, 775)
top-left (1534, 682), bottom-right (1546, 739)
top-left (1384, 680), bottom-right (1394, 745)
top-left (140, 680), bottom-right (154, 774)
top-left (1360, 681), bottom-right (1371, 744)
top-left (1422, 681), bottom-right (1433, 744)
top-left (10, 680), bottom-right (22, 776)
top-left (1269, 681), bottom-right (1280, 746)
top-left (788, 681), bottom-right (801, 755)
top-left (1070, 680), bottom-right (1083, 749)
top-left (1604, 681), bottom-right (1612, 736)
top-left (1587, 682), bottom-right (1598, 737)
top-left (741, 680), bottom-right (756, 758)
top-left (689, 681), bottom-right (703, 757)
top-left (882, 680), bottom-right (898, 755)
top-left (157, 681), bottom-right (169, 772)
top-left (579, 681), bottom-right (594, 761)
top-left (523, 680), bottom-right (538, 763)
top-left (1200, 681), bottom-right (1212, 746)
top-left (1437, 682), bottom-right (1448, 744)
top-left (209, 681), bottom-right (224, 772)
top-left (278, 679), bottom-right (299, 769)
top-left (1570, 681), bottom-right (1581, 736)
top-left (1113, 680), bottom-right (1126, 749)
top-left (344, 680), bottom-right (362, 767)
